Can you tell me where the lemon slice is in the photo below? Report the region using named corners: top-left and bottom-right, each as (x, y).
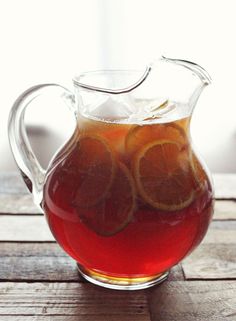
top-left (133, 139), bottom-right (195, 211)
top-left (125, 121), bottom-right (188, 157)
top-left (78, 161), bottom-right (136, 236)
top-left (75, 135), bottom-right (115, 207)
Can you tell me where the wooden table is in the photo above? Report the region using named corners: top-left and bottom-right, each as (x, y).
top-left (0, 172), bottom-right (235, 321)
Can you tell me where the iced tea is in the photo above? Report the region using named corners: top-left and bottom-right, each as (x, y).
top-left (43, 114), bottom-right (213, 283)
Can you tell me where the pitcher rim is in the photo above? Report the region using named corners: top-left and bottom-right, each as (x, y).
top-left (72, 67), bottom-right (152, 94)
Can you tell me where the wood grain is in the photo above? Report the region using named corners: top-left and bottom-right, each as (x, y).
top-left (0, 172), bottom-right (27, 195)
top-left (0, 242), bottom-right (62, 256)
top-left (1, 238), bottom-right (235, 282)
top-left (0, 243), bottom-right (183, 282)
top-left (0, 215), bottom-right (54, 241)
top-left (1, 194), bottom-right (235, 219)
top-left (202, 221), bottom-right (236, 244)
top-left (0, 172), bottom-right (235, 321)
top-left (0, 242), bottom-right (81, 281)
top-left (0, 317), bottom-right (149, 321)
top-left (167, 264), bottom-right (184, 281)
top-left (1, 172), bottom-right (236, 198)
top-left (0, 215), bottom-right (235, 243)
top-left (148, 281), bottom-right (236, 321)
top-left (182, 244), bottom-right (236, 279)
top-left (0, 194), bottom-right (41, 214)
top-left (213, 173), bottom-right (236, 199)
top-left (0, 282), bottom-right (150, 321)
top-left (3, 241), bottom-right (231, 282)
top-left (214, 200), bottom-right (236, 220)
top-left (0, 256), bottom-right (80, 282)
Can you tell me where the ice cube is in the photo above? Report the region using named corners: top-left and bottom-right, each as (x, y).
top-left (89, 96), bottom-right (136, 121)
top-left (127, 98), bottom-right (175, 122)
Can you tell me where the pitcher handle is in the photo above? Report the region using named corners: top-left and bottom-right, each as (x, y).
top-left (8, 84), bottom-right (76, 205)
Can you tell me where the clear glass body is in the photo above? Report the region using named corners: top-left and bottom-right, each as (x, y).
top-left (8, 57), bottom-right (214, 290)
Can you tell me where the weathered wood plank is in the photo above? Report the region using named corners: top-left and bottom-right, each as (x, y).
top-left (0, 224), bottom-right (234, 282)
top-left (0, 194), bottom-right (41, 214)
top-left (0, 172), bottom-right (27, 195)
top-left (0, 243), bottom-right (182, 282)
top-left (182, 244), bottom-right (236, 279)
top-left (0, 242), bottom-right (81, 281)
top-left (1, 172), bottom-right (236, 198)
top-left (3, 240), bottom-right (234, 282)
top-left (0, 216), bottom-right (54, 241)
top-left (2, 195), bottom-right (235, 222)
top-left (0, 215), bottom-right (234, 243)
top-left (167, 264), bottom-right (184, 281)
top-left (214, 200), bottom-right (236, 220)
top-left (0, 282), bottom-right (235, 321)
top-left (1, 195), bottom-right (235, 222)
top-left (0, 316), bottom-right (149, 321)
top-left (0, 282), bottom-right (150, 320)
top-left (202, 220), bottom-right (236, 244)
top-left (214, 173), bottom-right (236, 199)
top-left (0, 256), bottom-right (80, 282)
top-left (0, 242), bottom-right (62, 256)
top-left (148, 281), bottom-right (236, 321)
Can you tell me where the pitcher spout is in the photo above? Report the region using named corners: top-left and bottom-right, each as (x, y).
top-left (161, 56), bottom-right (211, 86)
top-left (144, 56), bottom-right (212, 112)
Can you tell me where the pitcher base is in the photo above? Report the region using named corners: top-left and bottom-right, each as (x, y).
top-left (77, 264), bottom-right (169, 290)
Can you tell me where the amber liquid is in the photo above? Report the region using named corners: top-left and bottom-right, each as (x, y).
top-left (43, 115), bottom-right (213, 278)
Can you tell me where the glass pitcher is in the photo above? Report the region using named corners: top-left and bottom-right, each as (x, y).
top-left (8, 57), bottom-right (214, 290)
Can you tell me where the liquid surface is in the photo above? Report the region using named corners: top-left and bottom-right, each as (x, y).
top-left (43, 114), bottom-right (213, 278)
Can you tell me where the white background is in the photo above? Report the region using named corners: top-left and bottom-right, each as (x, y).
top-left (1, 0), bottom-right (236, 172)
